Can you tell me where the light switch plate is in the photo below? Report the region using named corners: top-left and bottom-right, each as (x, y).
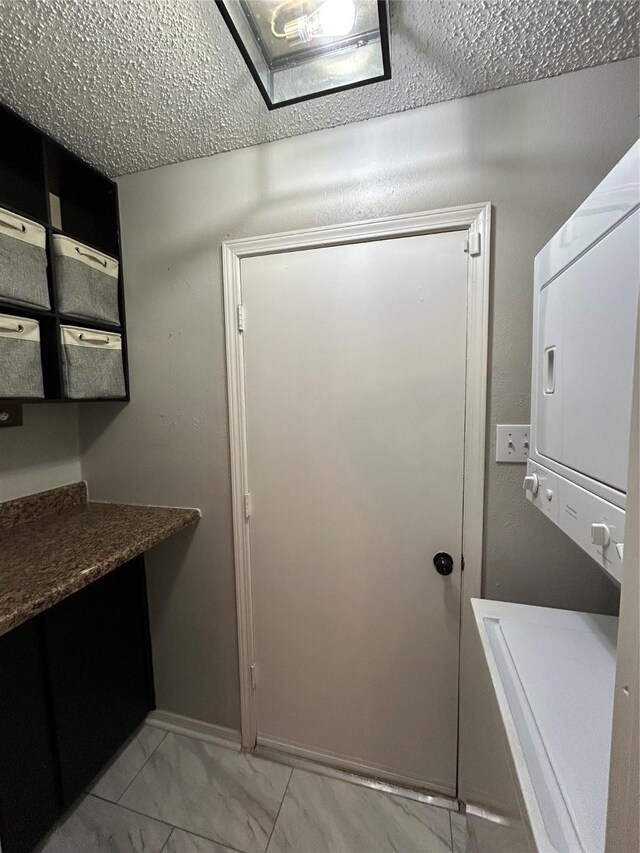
top-left (496, 424), bottom-right (530, 463)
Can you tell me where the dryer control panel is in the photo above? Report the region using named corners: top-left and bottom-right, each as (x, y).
top-left (525, 460), bottom-right (625, 584)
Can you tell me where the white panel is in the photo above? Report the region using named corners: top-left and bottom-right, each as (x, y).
top-left (560, 210), bottom-right (639, 492)
top-left (535, 141), bottom-right (640, 287)
top-left (472, 599), bottom-right (618, 853)
top-left (536, 210), bottom-right (639, 493)
top-left (491, 615), bottom-right (617, 853)
top-left (242, 231), bottom-right (467, 791)
top-left (464, 668), bottom-right (535, 852)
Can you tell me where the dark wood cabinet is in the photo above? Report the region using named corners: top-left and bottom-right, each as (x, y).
top-left (43, 557), bottom-right (155, 806)
top-left (0, 619), bottom-right (61, 853)
top-left (0, 557), bottom-right (154, 853)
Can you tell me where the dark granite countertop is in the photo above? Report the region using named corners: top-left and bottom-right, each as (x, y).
top-left (0, 483), bottom-right (200, 637)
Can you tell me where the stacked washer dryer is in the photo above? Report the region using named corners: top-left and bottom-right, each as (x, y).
top-left (525, 142), bottom-right (639, 584)
top-left (466, 141), bottom-right (639, 853)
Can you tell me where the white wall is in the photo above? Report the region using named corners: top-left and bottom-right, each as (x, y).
top-left (0, 405), bottom-right (80, 501)
top-left (79, 59), bottom-right (638, 730)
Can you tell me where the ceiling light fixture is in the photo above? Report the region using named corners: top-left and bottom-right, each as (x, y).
top-left (216, 0), bottom-right (391, 109)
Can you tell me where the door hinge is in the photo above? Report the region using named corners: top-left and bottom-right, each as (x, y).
top-left (250, 662), bottom-right (257, 690)
top-left (244, 492), bottom-right (251, 519)
top-left (461, 554), bottom-right (465, 571)
top-left (464, 232), bottom-right (481, 256)
top-left (237, 304), bottom-right (245, 332)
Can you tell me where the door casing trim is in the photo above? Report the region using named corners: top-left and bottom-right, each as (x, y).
top-left (222, 203), bottom-right (492, 768)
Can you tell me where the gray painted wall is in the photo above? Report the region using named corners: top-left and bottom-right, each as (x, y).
top-left (78, 59), bottom-right (638, 731)
top-left (0, 405), bottom-right (80, 501)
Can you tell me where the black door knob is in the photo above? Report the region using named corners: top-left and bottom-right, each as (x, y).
top-left (433, 552), bottom-right (454, 576)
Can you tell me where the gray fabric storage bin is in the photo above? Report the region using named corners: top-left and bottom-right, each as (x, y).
top-left (52, 235), bottom-right (120, 326)
top-left (60, 325), bottom-right (125, 399)
top-left (0, 314), bottom-right (45, 398)
top-left (0, 208), bottom-right (50, 310)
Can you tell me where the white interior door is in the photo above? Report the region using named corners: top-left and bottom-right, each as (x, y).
top-left (240, 231), bottom-right (469, 793)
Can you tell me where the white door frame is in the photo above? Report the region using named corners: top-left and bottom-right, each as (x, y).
top-left (223, 203), bottom-right (492, 752)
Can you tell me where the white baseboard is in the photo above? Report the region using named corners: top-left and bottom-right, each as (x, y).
top-left (255, 742), bottom-right (459, 811)
top-left (256, 735), bottom-right (456, 800)
top-left (147, 709), bottom-right (241, 750)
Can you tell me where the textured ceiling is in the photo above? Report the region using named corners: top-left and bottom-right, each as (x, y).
top-left (0, 0), bottom-right (637, 176)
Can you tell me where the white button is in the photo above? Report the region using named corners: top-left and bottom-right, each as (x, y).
top-left (545, 489), bottom-right (553, 501)
top-left (523, 474), bottom-right (539, 495)
top-left (591, 523), bottom-right (610, 548)
top-left (615, 543), bottom-right (624, 561)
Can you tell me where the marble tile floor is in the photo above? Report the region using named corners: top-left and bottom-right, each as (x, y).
top-left (36, 724), bottom-right (468, 853)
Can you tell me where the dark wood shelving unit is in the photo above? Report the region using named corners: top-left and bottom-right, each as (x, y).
top-left (0, 103), bottom-right (129, 403)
